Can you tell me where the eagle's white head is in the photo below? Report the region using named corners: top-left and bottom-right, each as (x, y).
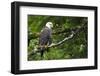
top-left (46, 22), bottom-right (53, 29)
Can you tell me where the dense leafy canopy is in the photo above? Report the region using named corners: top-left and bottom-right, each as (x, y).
top-left (28, 15), bottom-right (88, 61)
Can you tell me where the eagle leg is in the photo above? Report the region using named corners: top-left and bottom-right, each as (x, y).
top-left (40, 49), bottom-right (44, 57)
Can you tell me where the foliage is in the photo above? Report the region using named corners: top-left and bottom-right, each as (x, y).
top-left (28, 15), bottom-right (88, 61)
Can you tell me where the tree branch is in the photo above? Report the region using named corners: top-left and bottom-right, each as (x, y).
top-left (48, 31), bottom-right (74, 47)
top-left (28, 30), bottom-right (75, 56)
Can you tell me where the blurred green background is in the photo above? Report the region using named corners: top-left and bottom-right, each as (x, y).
top-left (28, 15), bottom-right (88, 61)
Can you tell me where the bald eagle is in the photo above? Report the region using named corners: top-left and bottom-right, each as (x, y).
top-left (38, 22), bottom-right (53, 57)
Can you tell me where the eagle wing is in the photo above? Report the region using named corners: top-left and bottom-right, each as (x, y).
top-left (39, 27), bottom-right (52, 48)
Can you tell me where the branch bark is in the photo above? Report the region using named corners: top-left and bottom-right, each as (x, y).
top-left (48, 31), bottom-right (74, 48)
